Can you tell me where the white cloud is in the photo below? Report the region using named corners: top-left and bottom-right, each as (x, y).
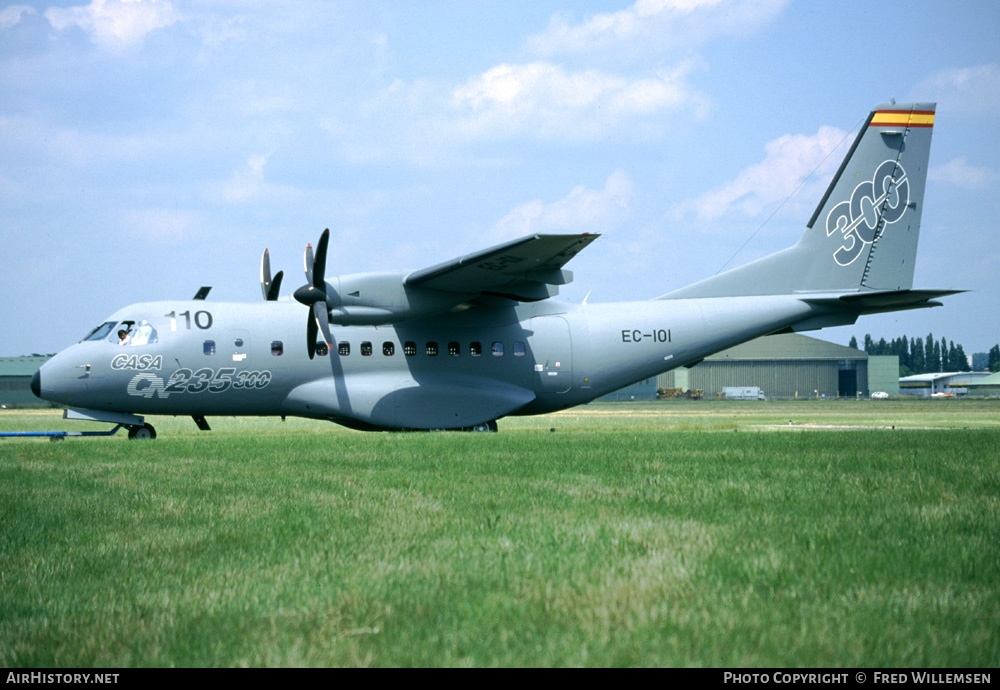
top-left (214, 153), bottom-right (303, 205)
top-left (315, 0), bottom-right (787, 155)
top-left (218, 153), bottom-right (268, 204)
top-left (1, 5), bottom-right (36, 29)
top-left (0, 113), bottom-right (183, 169)
top-left (911, 64), bottom-right (1000, 119)
top-left (528, 0), bottom-right (787, 57)
top-left (319, 61), bottom-right (705, 164)
top-left (929, 157), bottom-right (1000, 189)
top-left (669, 125), bottom-right (849, 224)
top-left (320, 78), bottom-right (457, 166)
top-left (434, 0), bottom-right (788, 145)
top-left (44, 0), bottom-right (180, 50)
top-left (488, 170), bottom-right (633, 244)
top-left (452, 61), bottom-right (704, 140)
top-left (120, 207), bottom-right (198, 244)
top-left (197, 13), bottom-right (246, 50)
top-left (316, 0), bottom-right (799, 159)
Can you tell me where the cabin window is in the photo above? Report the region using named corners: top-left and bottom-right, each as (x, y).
top-left (316, 342), bottom-right (329, 357)
top-left (361, 341), bottom-right (373, 357)
top-left (383, 342), bottom-right (395, 356)
top-left (271, 341), bottom-right (283, 356)
top-left (448, 342), bottom-right (460, 356)
top-left (492, 342), bottom-right (504, 357)
top-left (404, 341), bottom-right (417, 356)
top-left (83, 321), bottom-right (117, 342)
top-left (339, 342), bottom-right (350, 356)
top-left (470, 342), bottom-right (482, 357)
top-left (204, 340), bottom-right (216, 355)
top-left (513, 341), bottom-right (525, 357)
top-left (426, 342), bottom-right (438, 356)
top-left (234, 338), bottom-right (244, 347)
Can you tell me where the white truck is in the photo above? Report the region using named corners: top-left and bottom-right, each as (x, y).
top-left (722, 386), bottom-right (766, 400)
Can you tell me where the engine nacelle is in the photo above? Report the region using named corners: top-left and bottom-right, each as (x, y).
top-left (321, 272), bottom-right (473, 325)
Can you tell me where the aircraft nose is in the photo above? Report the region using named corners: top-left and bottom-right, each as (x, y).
top-left (31, 369), bottom-right (41, 399)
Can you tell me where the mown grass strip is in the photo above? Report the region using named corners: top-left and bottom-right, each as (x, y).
top-left (1, 404), bottom-right (998, 666)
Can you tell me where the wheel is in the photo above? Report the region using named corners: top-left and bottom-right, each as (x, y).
top-left (487, 420), bottom-right (498, 432)
top-left (470, 420), bottom-right (498, 433)
top-left (127, 423), bottom-right (157, 440)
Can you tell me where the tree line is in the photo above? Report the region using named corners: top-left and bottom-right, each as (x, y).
top-left (846, 333), bottom-right (1000, 375)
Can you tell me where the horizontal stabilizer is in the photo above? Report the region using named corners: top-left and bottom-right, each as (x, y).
top-left (798, 288), bottom-right (964, 314)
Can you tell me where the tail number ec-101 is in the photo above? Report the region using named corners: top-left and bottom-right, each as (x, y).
top-left (126, 367), bottom-right (271, 398)
top-left (621, 329), bottom-right (671, 343)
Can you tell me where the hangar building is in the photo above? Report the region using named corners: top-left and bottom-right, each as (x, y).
top-left (967, 372), bottom-right (1000, 397)
top-left (0, 356), bottom-right (51, 408)
top-left (898, 371), bottom-right (993, 397)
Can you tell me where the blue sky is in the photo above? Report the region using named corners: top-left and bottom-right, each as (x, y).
top-left (2, 0), bottom-right (998, 357)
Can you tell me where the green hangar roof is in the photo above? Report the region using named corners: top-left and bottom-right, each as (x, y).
top-left (704, 334), bottom-right (868, 362)
top-left (0, 356), bottom-right (49, 376)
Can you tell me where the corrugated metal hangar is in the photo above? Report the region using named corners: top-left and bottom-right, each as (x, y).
top-left (968, 372), bottom-right (1000, 397)
top-left (0, 357), bottom-right (51, 408)
top-left (601, 334), bottom-right (899, 401)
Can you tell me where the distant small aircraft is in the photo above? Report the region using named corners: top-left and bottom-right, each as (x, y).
top-left (32, 102), bottom-right (960, 438)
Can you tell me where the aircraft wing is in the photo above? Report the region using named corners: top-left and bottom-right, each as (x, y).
top-left (405, 233), bottom-right (599, 301)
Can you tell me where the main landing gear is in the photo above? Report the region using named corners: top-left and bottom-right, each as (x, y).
top-left (420, 420), bottom-right (499, 433)
top-left (127, 423), bottom-right (157, 440)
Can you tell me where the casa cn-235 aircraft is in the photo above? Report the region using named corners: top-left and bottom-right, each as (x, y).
top-left (32, 101), bottom-right (960, 438)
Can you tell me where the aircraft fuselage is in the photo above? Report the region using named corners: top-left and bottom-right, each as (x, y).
top-left (35, 294), bottom-right (815, 431)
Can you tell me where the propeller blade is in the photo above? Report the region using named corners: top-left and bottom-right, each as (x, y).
top-left (297, 229), bottom-right (333, 357)
top-left (306, 310), bottom-right (317, 360)
top-left (313, 228), bottom-right (330, 288)
top-left (260, 249), bottom-right (273, 301)
top-left (304, 243), bottom-right (314, 286)
top-left (268, 270), bottom-right (283, 301)
top-left (313, 301), bottom-right (333, 348)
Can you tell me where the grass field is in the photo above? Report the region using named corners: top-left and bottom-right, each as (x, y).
top-left (1, 400), bottom-right (998, 667)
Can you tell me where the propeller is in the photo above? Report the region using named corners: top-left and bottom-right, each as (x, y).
top-left (294, 229), bottom-right (335, 359)
top-left (260, 249), bottom-right (284, 301)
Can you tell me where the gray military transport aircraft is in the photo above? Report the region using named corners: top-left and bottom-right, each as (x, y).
top-left (31, 101), bottom-right (959, 438)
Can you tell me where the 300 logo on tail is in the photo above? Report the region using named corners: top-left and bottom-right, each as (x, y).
top-left (826, 160), bottom-right (909, 266)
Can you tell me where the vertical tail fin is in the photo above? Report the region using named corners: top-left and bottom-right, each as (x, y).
top-left (660, 102), bottom-right (936, 299)
top-left (804, 102), bottom-right (935, 291)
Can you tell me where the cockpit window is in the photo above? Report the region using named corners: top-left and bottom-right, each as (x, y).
top-left (128, 321), bottom-right (158, 346)
top-left (83, 321), bottom-right (117, 342)
top-left (110, 320), bottom-right (158, 347)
